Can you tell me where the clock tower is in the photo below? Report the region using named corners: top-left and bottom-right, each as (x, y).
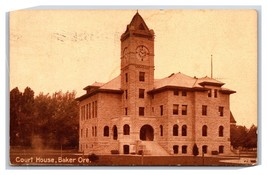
top-left (120, 12), bottom-right (155, 120)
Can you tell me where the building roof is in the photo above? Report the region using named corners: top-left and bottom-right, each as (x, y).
top-left (149, 72), bottom-right (235, 93)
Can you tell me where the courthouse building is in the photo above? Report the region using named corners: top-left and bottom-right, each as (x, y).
top-left (76, 12), bottom-right (236, 155)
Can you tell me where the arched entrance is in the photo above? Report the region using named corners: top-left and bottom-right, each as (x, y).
top-left (140, 125), bottom-right (154, 141)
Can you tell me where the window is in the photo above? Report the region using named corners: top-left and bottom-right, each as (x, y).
top-left (182, 105), bottom-right (187, 115)
top-left (113, 125), bottom-right (118, 140)
top-left (208, 89), bottom-right (212, 97)
top-left (125, 108), bottom-right (128, 115)
top-left (173, 145), bottom-right (179, 154)
top-left (81, 129), bottom-right (83, 138)
top-left (182, 90), bottom-right (187, 96)
top-left (202, 105), bottom-right (207, 116)
top-left (214, 89), bottom-right (218, 98)
top-left (125, 90), bottom-right (128, 99)
top-left (89, 103), bottom-right (91, 119)
top-left (125, 73), bottom-right (128, 83)
top-left (95, 126), bottom-right (97, 137)
top-left (219, 106), bottom-right (224, 116)
top-left (139, 89), bottom-right (145, 98)
top-left (219, 146), bottom-right (224, 153)
top-left (139, 107), bottom-right (145, 116)
top-left (173, 104), bottom-right (179, 115)
top-left (152, 107), bottom-right (154, 113)
top-left (160, 105), bottom-right (163, 116)
top-left (173, 124), bottom-right (179, 136)
top-left (160, 125), bottom-right (163, 136)
top-left (182, 145), bottom-right (187, 154)
top-left (86, 128), bottom-right (88, 137)
top-left (86, 104), bottom-right (88, 120)
top-left (202, 125), bottom-right (208, 137)
top-left (92, 102), bottom-right (95, 118)
top-left (104, 126), bottom-right (109, 137)
top-left (139, 72), bottom-right (145, 81)
top-left (174, 89), bottom-right (179, 96)
top-left (92, 127), bottom-right (94, 137)
top-left (202, 145), bottom-right (208, 154)
top-left (182, 125), bottom-right (187, 136)
top-left (95, 101), bottom-right (97, 118)
top-left (123, 124), bottom-right (130, 135)
top-left (219, 126), bottom-right (224, 137)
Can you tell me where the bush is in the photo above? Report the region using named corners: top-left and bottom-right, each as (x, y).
top-left (211, 151), bottom-right (219, 155)
top-left (111, 150), bottom-right (119, 154)
top-left (192, 143), bottom-right (199, 156)
top-left (88, 153), bottom-right (99, 162)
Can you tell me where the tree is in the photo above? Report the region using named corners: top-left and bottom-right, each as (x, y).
top-left (245, 124), bottom-right (257, 149)
top-left (230, 125), bottom-right (248, 149)
top-left (10, 87), bottom-right (23, 146)
top-left (192, 143), bottom-right (199, 156)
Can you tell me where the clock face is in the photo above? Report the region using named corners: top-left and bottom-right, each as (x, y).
top-left (136, 45), bottom-right (149, 61)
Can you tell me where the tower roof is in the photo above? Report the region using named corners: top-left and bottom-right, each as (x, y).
top-left (121, 12), bottom-right (154, 41)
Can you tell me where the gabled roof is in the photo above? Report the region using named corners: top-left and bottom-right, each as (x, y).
top-left (149, 72), bottom-right (235, 94)
top-left (121, 12), bottom-right (154, 41)
top-left (230, 111), bottom-right (237, 124)
top-left (76, 75), bottom-right (122, 101)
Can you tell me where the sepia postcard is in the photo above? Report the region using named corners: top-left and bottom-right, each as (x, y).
top-left (9, 9), bottom-right (258, 166)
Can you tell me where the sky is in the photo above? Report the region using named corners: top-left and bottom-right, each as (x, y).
top-left (9, 9), bottom-right (257, 127)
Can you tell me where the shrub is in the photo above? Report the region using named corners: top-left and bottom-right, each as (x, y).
top-left (211, 151), bottom-right (219, 155)
top-left (111, 150), bottom-right (119, 154)
top-left (88, 153), bottom-right (99, 162)
top-left (192, 143), bottom-right (199, 156)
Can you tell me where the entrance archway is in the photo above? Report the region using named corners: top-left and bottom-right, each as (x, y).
top-left (140, 125), bottom-right (154, 141)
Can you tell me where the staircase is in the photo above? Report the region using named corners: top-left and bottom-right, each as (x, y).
top-left (139, 141), bottom-right (169, 156)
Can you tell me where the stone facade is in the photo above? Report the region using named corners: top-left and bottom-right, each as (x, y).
top-left (77, 12), bottom-right (235, 156)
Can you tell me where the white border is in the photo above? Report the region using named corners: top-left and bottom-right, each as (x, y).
top-left (1, 1), bottom-right (266, 175)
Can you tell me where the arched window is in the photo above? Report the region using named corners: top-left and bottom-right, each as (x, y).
top-left (182, 125), bottom-right (187, 136)
top-left (113, 125), bottom-right (118, 140)
top-left (202, 145), bottom-right (208, 154)
top-left (173, 124), bottom-right (178, 136)
top-left (104, 126), bottom-right (109, 137)
top-left (219, 126), bottom-right (224, 137)
top-left (123, 124), bottom-right (130, 135)
top-left (202, 125), bottom-right (208, 136)
top-left (219, 145), bottom-right (224, 153)
top-left (160, 125), bottom-right (163, 136)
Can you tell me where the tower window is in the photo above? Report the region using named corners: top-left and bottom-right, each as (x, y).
top-left (113, 125), bottom-right (118, 140)
top-left (219, 106), bottom-right (224, 116)
top-left (219, 126), bottom-right (224, 137)
top-left (139, 89), bottom-right (145, 98)
top-left (125, 90), bottom-right (128, 99)
top-left (182, 90), bottom-right (187, 96)
top-left (208, 89), bottom-right (212, 97)
top-left (139, 107), bottom-right (145, 116)
top-left (125, 107), bottom-right (128, 115)
top-left (174, 89), bottom-right (179, 96)
top-left (202, 105), bottom-right (207, 116)
top-left (125, 73), bottom-right (128, 83)
top-left (139, 72), bottom-right (145, 82)
top-left (173, 104), bottom-right (179, 115)
top-left (160, 105), bottom-right (163, 116)
top-left (214, 89), bottom-right (218, 98)
top-left (182, 105), bottom-right (187, 115)
top-left (95, 126), bottom-right (97, 137)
